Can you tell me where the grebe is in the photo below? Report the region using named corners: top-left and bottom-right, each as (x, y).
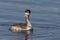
top-left (9, 9), bottom-right (33, 33)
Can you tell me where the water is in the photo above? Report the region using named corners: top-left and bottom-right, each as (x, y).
top-left (0, 0), bottom-right (60, 40)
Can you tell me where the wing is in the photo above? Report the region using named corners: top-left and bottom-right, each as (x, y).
top-left (10, 23), bottom-right (27, 28)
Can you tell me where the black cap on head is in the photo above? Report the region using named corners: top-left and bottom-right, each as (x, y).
top-left (25, 9), bottom-right (31, 13)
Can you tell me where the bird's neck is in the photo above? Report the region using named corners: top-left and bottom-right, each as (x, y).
top-left (25, 16), bottom-right (31, 27)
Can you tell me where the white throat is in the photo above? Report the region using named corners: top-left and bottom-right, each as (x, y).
top-left (27, 18), bottom-right (32, 27)
top-left (26, 18), bottom-right (32, 30)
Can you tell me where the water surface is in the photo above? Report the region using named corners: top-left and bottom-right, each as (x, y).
top-left (0, 0), bottom-right (60, 40)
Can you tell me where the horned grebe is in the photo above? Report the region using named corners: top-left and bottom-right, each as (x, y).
top-left (9, 9), bottom-right (33, 33)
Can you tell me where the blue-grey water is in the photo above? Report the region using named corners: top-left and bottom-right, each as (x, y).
top-left (0, 0), bottom-right (60, 40)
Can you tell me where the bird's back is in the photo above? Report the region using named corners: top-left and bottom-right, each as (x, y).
top-left (9, 23), bottom-right (27, 33)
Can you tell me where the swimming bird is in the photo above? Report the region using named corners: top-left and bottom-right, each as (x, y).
top-left (9, 9), bottom-right (33, 33)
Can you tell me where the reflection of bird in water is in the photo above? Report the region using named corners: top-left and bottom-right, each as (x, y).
top-left (8, 9), bottom-right (33, 40)
top-left (25, 31), bottom-right (31, 40)
top-left (12, 31), bottom-right (31, 40)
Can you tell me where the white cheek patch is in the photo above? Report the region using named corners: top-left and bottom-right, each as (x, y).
top-left (25, 13), bottom-right (29, 15)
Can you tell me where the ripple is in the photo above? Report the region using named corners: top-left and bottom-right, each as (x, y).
top-left (0, 0), bottom-right (60, 40)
